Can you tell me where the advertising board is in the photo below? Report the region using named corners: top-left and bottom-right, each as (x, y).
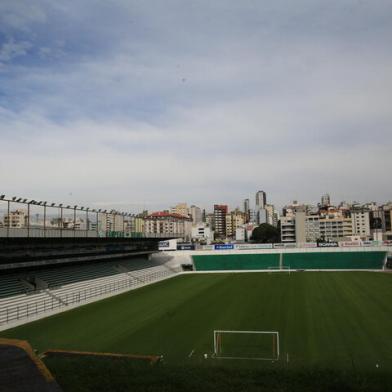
top-left (235, 244), bottom-right (273, 250)
top-left (177, 244), bottom-right (195, 250)
top-left (339, 241), bottom-right (361, 247)
top-left (214, 244), bottom-right (234, 250)
top-left (158, 239), bottom-right (178, 251)
top-left (317, 242), bottom-right (339, 248)
top-left (303, 242), bottom-right (318, 248)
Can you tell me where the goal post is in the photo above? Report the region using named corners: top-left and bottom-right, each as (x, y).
top-left (267, 266), bottom-right (290, 274)
top-left (213, 330), bottom-right (280, 361)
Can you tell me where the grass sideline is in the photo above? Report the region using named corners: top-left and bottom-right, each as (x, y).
top-left (44, 355), bottom-right (392, 392)
top-left (1, 272), bottom-right (392, 390)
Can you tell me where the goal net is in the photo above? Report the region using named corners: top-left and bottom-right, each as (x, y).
top-left (213, 330), bottom-right (280, 361)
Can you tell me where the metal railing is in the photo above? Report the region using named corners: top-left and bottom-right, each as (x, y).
top-left (0, 195), bottom-right (183, 239)
top-left (0, 268), bottom-right (181, 326)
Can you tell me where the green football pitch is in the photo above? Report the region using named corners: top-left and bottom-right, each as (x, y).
top-left (2, 271), bottom-right (392, 371)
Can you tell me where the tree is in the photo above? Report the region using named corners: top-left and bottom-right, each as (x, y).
top-left (250, 223), bottom-right (280, 243)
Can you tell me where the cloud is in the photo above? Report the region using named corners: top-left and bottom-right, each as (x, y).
top-left (0, 38), bottom-right (32, 63)
top-left (0, 0), bottom-right (391, 211)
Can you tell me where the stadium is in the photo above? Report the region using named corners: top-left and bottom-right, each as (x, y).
top-left (0, 242), bottom-right (391, 391)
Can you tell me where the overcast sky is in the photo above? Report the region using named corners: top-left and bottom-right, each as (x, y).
top-left (0, 0), bottom-right (391, 212)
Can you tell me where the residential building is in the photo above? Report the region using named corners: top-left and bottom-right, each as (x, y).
top-left (319, 217), bottom-right (352, 241)
top-left (171, 203), bottom-right (189, 217)
top-left (225, 210), bottom-right (245, 238)
top-left (205, 213), bottom-right (214, 228)
top-left (255, 191), bottom-right (267, 209)
top-left (280, 216), bottom-right (296, 243)
top-left (305, 215), bottom-right (320, 241)
top-left (191, 223), bottom-right (213, 243)
top-left (351, 209), bottom-right (371, 239)
top-left (214, 204), bottom-right (228, 239)
top-left (265, 204), bottom-right (278, 227)
top-left (4, 210), bottom-right (27, 228)
top-left (248, 209), bottom-right (257, 224)
top-left (144, 211), bottom-right (192, 241)
top-left (190, 205), bottom-right (202, 224)
top-left (235, 226), bottom-right (246, 242)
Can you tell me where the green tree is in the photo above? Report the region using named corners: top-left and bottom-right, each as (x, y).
top-left (250, 223), bottom-right (280, 243)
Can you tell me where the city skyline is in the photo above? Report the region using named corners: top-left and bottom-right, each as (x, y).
top-left (1, 1), bottom-right (392, 208)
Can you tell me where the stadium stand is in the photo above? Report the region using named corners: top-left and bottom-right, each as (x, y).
top-left (0, 255), bottom-right (181, 327)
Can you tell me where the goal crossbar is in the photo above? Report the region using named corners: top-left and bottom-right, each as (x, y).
top-left (213, 330), bottom-right (280, 361)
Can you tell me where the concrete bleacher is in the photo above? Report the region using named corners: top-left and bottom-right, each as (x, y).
top-left (0, 254), bottom-right (181, 327)
top-left (0, 275), bottom-right (32, 299)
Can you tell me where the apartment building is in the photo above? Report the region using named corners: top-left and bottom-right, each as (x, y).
top-left (3, 210), bottom-right (27, 228)
top-left (144, 211), bottom-right (192, 240)
top-left (214, 204), bottom-right (228, 239)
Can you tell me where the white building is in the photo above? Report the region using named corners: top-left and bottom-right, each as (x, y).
top-left (144, 212), bottom-right (192, 241)
top-left (191, 223), bottom-right (213, 243)
top-left (190, 205), bottom-right (202, 224)
top-left (280, 216), bottom-right (296, 242)
top-left (351, 209), bottom-right (371, 239)
top-left (319, 217), bottom-right (352, 241)
top-left (4, 210), bottom-right (27, 228)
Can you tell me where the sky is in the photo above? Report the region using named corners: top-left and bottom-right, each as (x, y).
top-left (0, 0), bottom-right (391, 213)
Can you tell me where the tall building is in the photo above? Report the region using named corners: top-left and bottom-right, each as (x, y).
top-left (280, 216), bottom-right (296, 242)
top-left (256, 208), bottom-right (267, 225)
top-left (190, 205), bottom-right (202, 224)
top-left (265, 204), bottom-right (278, 227)
top-left (171, 203), bottom-right (189, 217)
top-left (351, 208), bottom-right (371, 239)
top-left (243, 198), bottom-right (250, 222)
top-left (225, 210), bottom-right (245, 238)
top-left (321, 194), bottom-right (331, 207)
top-left (255, 191), bottom-right (267, 209)
top-left (214, 204), bottom-right (228, 239)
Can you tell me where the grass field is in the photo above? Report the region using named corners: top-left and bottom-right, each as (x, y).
top-left (2, 271), bottom-right (392, 391)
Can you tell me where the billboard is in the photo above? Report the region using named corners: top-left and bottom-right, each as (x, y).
top-left (235, 244), bottom-right (273, 250)
top-left (317, 242), bottom-right (339, 248)
top-left (177, 244), bottom-right (195, 251)
top-left (214, 244), bottom-right (234, 250)
top-left (339, 241), bottom-right (361, 247)
top-left (273, 243), bottom-right (285, 249)
top-left (303, 242), bottom-right (318, 248)
top-left (158, 239), bottom-right (178, 251)
top-left (361, 241), bottom-right (376, 247)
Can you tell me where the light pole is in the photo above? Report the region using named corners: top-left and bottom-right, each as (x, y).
top-left (73, 205), bottom-right (77, 238)
top-left (85, 207), bottom-right (89, 238)
top-left (7, 198), bottom-right (10, 239)
top-left (27, 200), bottom-right (36, 238)
top-left (95, 209), bottom-right (99, 237)
top-left (42, 202), bottom-right (47, 237)
top-left (59, 204), bottom-right (63, 238)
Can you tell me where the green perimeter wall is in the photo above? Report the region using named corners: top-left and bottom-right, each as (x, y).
top-left (192, 251), bottom-right (386, 271)
top-left (192, 253), bottom-right (279, 271)
top-left (283, 251), bottom-right (386, 270)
